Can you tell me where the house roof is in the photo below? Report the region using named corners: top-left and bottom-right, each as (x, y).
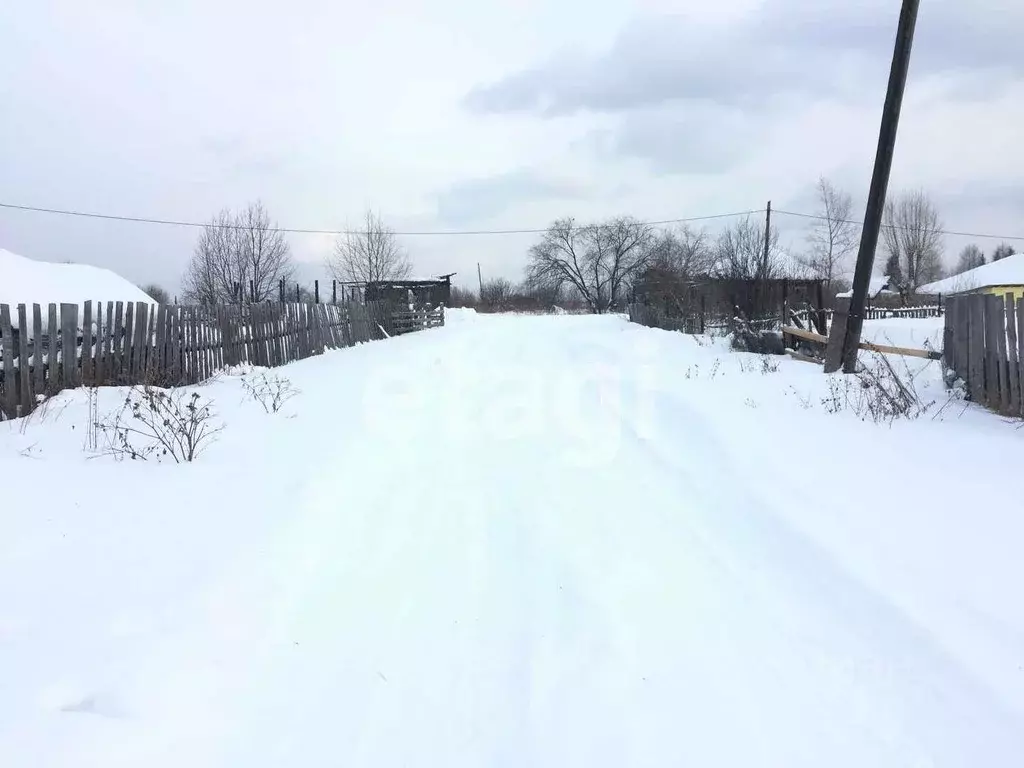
top-left (918, 253), bottom-right (1024, 294)
top-left (836, 274), bottom-right (893, 299)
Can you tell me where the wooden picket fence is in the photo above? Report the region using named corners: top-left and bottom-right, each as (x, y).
top-left (0, 300), bottom-right (444, 420)
top-left (943, 293), bottom-right (1023, 417)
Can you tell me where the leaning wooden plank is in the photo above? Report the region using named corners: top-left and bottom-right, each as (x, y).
top-left (47, 304), bottom-right (59, 392)
top-left (1005, 295), bottom-right (1020, 416)
top-left (0, 305), bottom-right (17, 418)
top-left (32, 304), bottom-right (44, 396)
top-left (81, 301), bottom-right (94, 386)
top-left (17, 304), bottom-right (33, 413)
top-left (167, 307), bottom-right (180, 384)
top-left (60, 303), bottom-right (79, 388)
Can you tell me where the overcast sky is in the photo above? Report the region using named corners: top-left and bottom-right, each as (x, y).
top-left (2, 0), bottom-right (1023, 293)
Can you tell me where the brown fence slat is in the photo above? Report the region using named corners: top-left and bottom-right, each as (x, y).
top-left (968, 295), bottom-right (985, 403)
top-left (124, 301), bottom-right (136, 382)
top-left (0, 305), bottom-right (15, 418)
top-left (1005, 295), bottom-right (1020, 416)
top-left (80, 301), bottom-right (94, 386)
top-left (94, 301), bottom-right (105, 385)
top-left (17, 304), bottom-right (32, 412)
top-left (47, 304), bottom-right (59, 392)
top-left (1018, 298), bottom-right (1024, 418)
top-left (60, 303), bottom-right (78, 388)
top-left (992, 295), bottom-right (1010, 413)
top-left (111, 301), bottom-right (125, 383)
top-left (32, 304), bottom-right (44, 395)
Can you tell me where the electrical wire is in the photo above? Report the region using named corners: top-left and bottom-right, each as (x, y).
top-left (0, 201), bottom-right (763, 237)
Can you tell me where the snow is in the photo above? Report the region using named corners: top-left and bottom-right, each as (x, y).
top-left (2, 312), bottom-right (1023, 766)
top-left (919, 252), bottom-right (1024, 294)
top-left (0, 248), bottom-right (155, 329)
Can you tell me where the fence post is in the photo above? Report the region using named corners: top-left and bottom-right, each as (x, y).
top-left (315, 280), bottom-right (320, 304)
top-left (332, 280), bottom-right (337, 305)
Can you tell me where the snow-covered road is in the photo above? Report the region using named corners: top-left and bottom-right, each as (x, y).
top-left (3, 311), bottom-right (1023, 766)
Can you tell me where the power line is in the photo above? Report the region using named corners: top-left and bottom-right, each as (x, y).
top-left (773, 208), bottom-right (1024, 243)
top-left (7, 197), bottom-right (1021, 242)
top-left (0, 200), bottom-right (762, 236)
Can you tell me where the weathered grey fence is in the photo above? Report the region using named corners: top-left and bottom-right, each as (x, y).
top-left (944, 293), bottom-right (1023, 416)
top-left (0, 300), bottom-right (444, 420)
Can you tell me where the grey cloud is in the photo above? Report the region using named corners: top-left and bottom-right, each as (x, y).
top-left (436, 171), bottom-right (585, 223)
top-left (464, 1), bottom-right (1024, 116)
top-left (605, 105), bottom-right (755, 174)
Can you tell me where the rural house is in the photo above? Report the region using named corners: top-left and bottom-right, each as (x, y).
top-left (918, 253), bottom-right (1024, 302)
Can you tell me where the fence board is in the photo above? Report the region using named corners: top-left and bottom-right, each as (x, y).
top-left (32, 303), bottom-right (44, 395)
top-left (81, 301), bottom-right (94, 386)
top-left (992, 295), bottom-right (1010, 413)
top-left (60, 303), bottom-right (78, 388)
top-left (47, 304), bottom-right (59, 392)
top-left (145, 303), bottom-right (157, 381)
top-left (0, 305), bottom-right (14, 418)
top-left (967, 295), bottom-right (984, 403)
top-left (110, 302), bottom-right (124, 383)
top-left (1018, 299), bottom-right (1024, 418)
top-left (100, 302), bottom-right (112, 384)
top-left (124, 302), bottom-right (136, 382)
top-left (1005, 295), bottom-right (1020, 416)
top-left (94, 302), bottom-right (105, 384)
top-left (954, 297), bottom-right (969, 384)
top-left (135, 302), bottom-right (150, 382)
top-left (17, 304), bottom-right (32, 412)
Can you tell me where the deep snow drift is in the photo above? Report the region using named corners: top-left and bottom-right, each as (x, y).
top-left (1, 311), bottom-right (1022, 767)
top-left (0, 248), bottom-right (155, 328)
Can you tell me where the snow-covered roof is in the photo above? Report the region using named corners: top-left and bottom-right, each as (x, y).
top-left (918, 253), bottom-right (1024, 295)
top-left (0, 248), bottom-right (156, 328)
top-left (836, 274), bottom-right (893, 299)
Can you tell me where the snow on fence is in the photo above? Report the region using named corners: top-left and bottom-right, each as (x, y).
top-left (0, 301), bottom-right (444, 420)
top-left (944, 293), bottom-right (1023, 417)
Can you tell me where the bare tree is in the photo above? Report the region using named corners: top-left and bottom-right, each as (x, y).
top-left (525, 217), bottom-right (653, 313)
top-left (992, 243), bottom-right (1016, 262)
top-left (140, 283), bottom-right (170, 304)
top-left (328, 210), bottom-right (412, 284)
top-left (799, 177), bottom-right (858, 291)
top-left (479, 278), bottom-right (515, 310)
top-left (881, 190), bottom-right (945, 290)
top-left (714, 215), bottom-right (784, 280)
top-left (181, 203), bottom-right (294, 305)
top-left (237, 201), bottom-right (293, 302)
top-left (953, 244), bottom-right (985, 275)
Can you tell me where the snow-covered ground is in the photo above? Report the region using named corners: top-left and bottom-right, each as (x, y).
top-left (2, 311), bottom-right (1022, 767)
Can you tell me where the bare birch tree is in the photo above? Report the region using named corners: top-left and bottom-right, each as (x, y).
top-left (881, 190), bottom-right (945, 290)
top-left (525, 217), bottom-right (653, 313)
top-left (799, 177), bottom-right (858, 291)
top-left (328, 210), bottom-right (412, 284)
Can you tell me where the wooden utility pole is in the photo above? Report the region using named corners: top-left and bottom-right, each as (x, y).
top-left (477, 262), bottom-right (483, 295)
top-left (826, 0), bottom-right (921, 373)
top-left (763, 201), bottom-right (772, 266)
